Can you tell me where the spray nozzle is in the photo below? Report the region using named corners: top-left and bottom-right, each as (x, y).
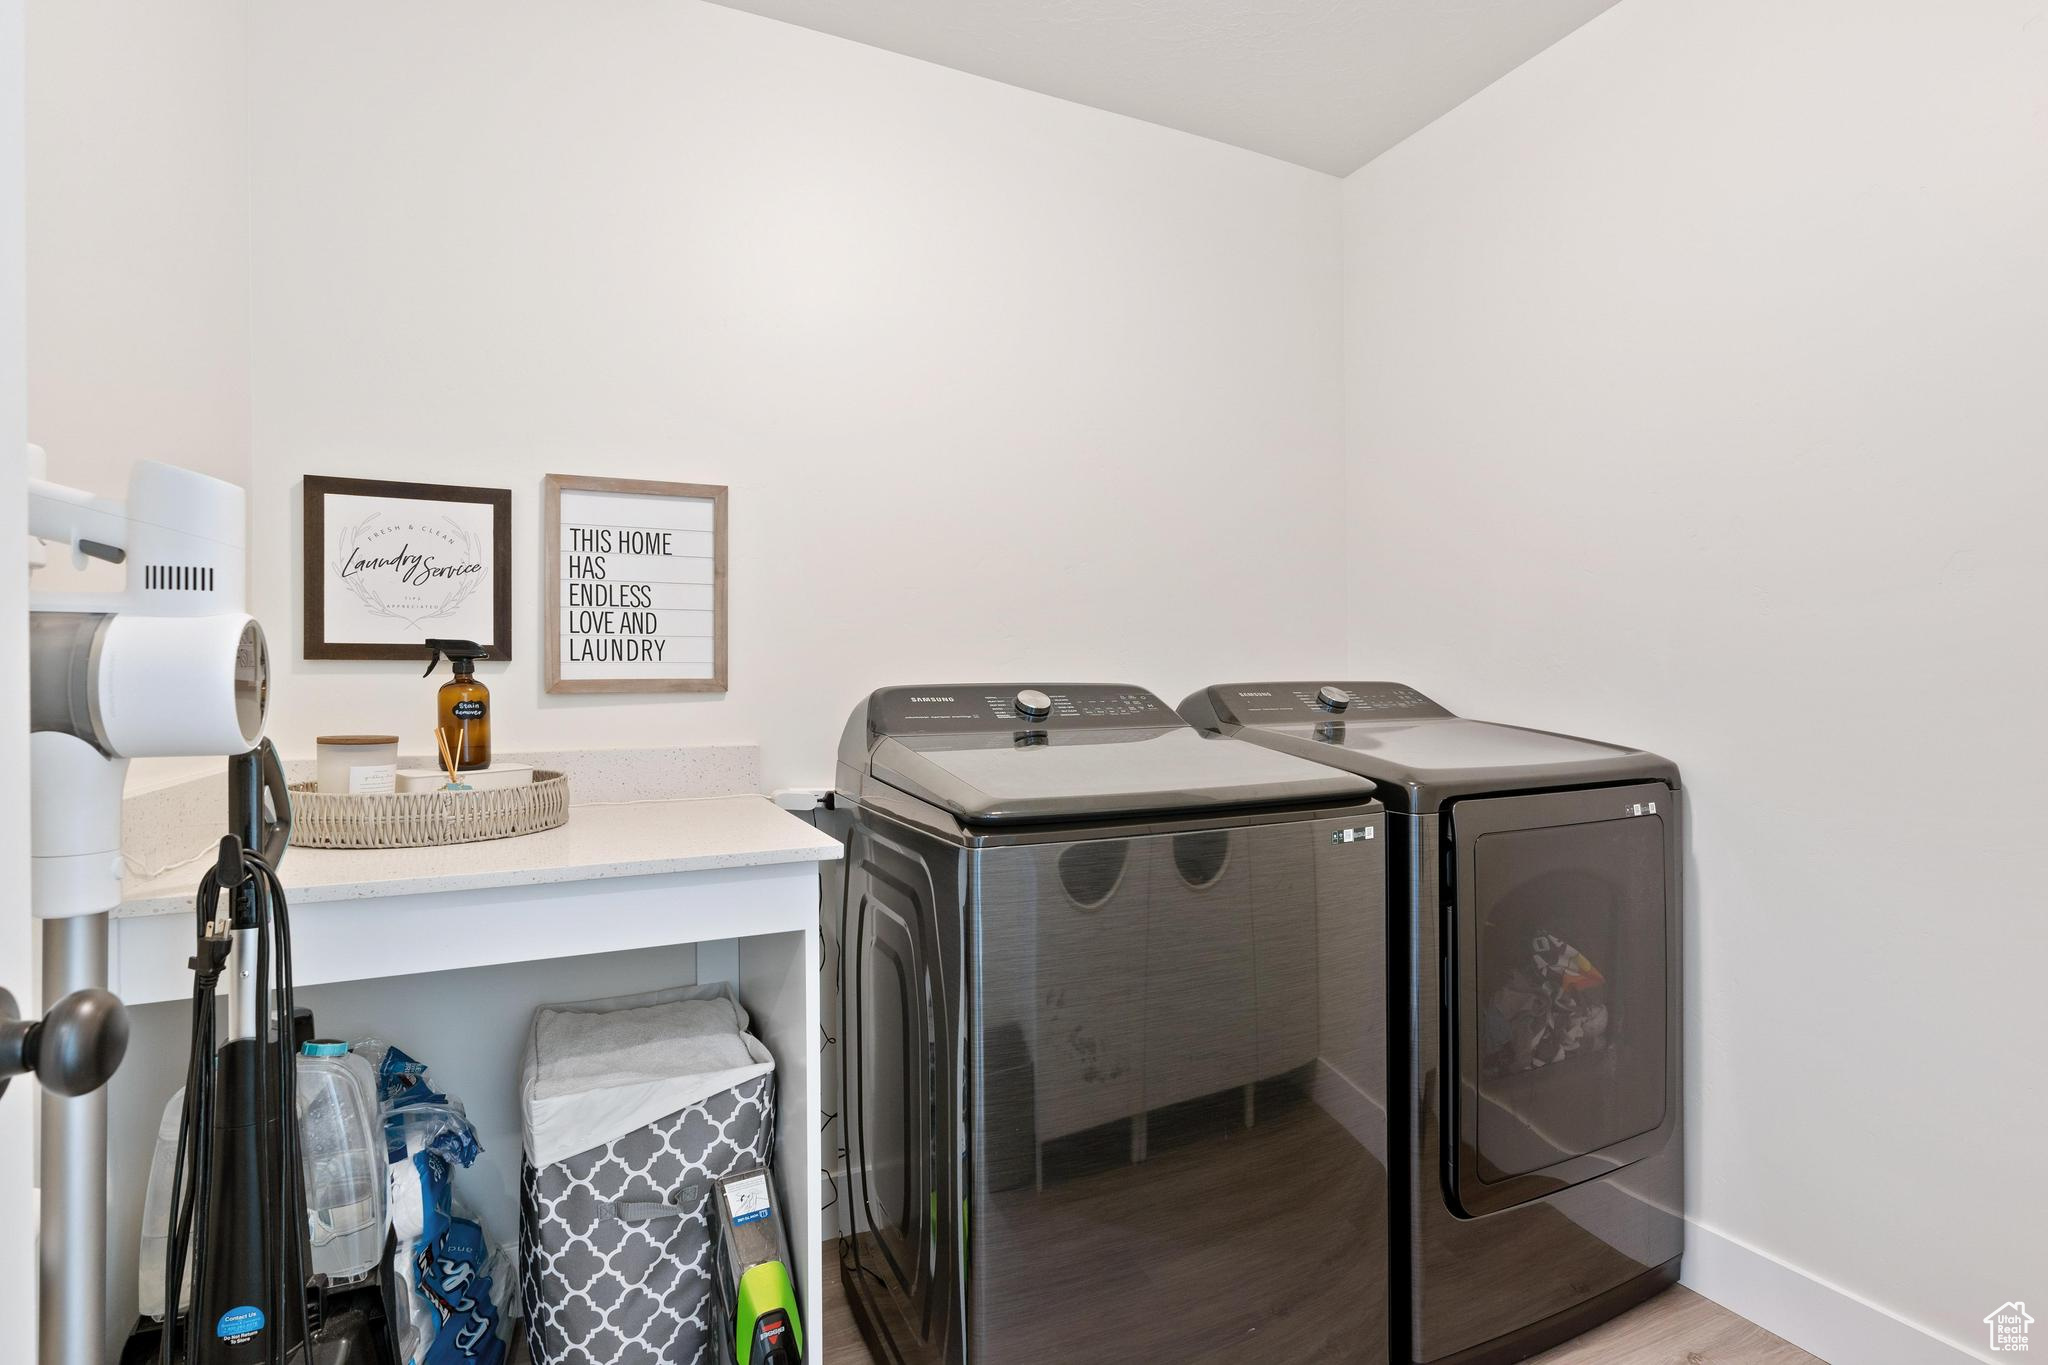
top-left (423, 638), bottom-right (487, 677)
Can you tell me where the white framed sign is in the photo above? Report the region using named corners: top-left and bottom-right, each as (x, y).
top-left (303, 475), bottom-right (512, 661)
top-left (544, 473), bottom-right (728, 694)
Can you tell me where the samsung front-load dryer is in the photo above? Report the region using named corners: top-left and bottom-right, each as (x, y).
top-left (825, 684), bottom-right (1391, 1365)
top-left (1179, 682), bottom-right (1682, 1365)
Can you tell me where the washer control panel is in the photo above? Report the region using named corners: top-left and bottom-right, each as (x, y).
top-left (1205, 681), bottom-right (1450, 723)
top-left (870, 684), bottom-right (1176, 735)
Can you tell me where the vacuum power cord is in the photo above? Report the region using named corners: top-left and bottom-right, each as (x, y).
top-left (158, 837), bottom-right (316, 1365)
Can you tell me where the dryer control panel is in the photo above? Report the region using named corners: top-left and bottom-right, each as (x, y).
top-left (1197, 681), bottom-right (1452, 724)
top-left (868, 684), bottom-right (1175, 735)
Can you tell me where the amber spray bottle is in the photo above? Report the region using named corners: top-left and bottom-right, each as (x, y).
top-left (423, 638), bottom-right (491, 770)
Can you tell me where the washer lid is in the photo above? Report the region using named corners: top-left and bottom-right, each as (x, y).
top-left (1181, 681), bottom-right (1675, 810)
top-left (856, 684), bottom-right (1376, 823)
top-left (1266, 717), bottom-right (1638, 770)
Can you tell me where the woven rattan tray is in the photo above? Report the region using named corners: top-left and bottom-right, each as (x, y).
top-left (288, 771), bottom-right (570, 849)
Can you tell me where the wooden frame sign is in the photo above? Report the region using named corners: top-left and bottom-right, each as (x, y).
top-left (545, 474), bottom-right (728, 693)
top-left (303, 475), bottom-right (513, 662)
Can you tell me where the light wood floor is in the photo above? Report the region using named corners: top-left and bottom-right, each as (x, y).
top-left (1527, 1286), bottom-right (1822, 1364)
top-left (817, 1275), bottom-right (1823, 1365)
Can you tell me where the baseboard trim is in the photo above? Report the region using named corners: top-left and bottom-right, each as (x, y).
top-left (1683, 1219), bottom-right (1987, 1364)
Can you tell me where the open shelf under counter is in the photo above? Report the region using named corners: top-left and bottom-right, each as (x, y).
top-left (109, 788), bottom-right (842, 1362)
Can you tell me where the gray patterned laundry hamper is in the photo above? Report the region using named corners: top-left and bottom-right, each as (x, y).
top-left (519, 984), bottom-right (777, 1365)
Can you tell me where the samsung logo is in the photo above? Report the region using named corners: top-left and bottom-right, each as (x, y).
top-left (910, 695), bottom-right (955, 702)
top-left (1240, 691), bottom-right (1273, 697)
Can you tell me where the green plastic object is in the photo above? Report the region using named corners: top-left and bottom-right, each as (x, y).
top-left (734, 1260), bottom-right (803, 1363)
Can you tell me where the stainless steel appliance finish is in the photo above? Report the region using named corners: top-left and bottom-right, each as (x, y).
top-left (1180, 682), bottom-right (1683, 1365)
top-left (828, 684), bottom-right (1391, 1365)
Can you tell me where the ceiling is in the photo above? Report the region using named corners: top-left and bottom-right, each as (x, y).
top-left (700, 0), bottom-right (1625, 176)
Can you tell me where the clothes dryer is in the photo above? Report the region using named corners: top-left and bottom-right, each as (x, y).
top-left (1180, 682), bottom-right (1683, 1365)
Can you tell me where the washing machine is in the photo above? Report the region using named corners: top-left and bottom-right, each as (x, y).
top-left (825, 684), bottom-right (1392, 1365)
top-left (1179, 682), bottom-right (1683, 1365)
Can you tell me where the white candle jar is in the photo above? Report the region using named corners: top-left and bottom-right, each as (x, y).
top-left (316, 735), bottom-right (399, 795)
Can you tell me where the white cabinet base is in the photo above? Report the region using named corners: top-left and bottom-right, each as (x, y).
top-left (105, 853), bottom-right (832, 1359)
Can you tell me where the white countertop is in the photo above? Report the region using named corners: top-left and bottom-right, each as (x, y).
top-left (117, 794), bottom-right (842, 919)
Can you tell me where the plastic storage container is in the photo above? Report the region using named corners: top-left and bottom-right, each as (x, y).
top-left (137, 1088), bottom-right (190, 1321)
top-left (138, 1043), bottom-right (388, 1315)
top-left (519, 984), bottom-right (776, 1365)
top-left (297, 1042), bottom-right (388, 1284)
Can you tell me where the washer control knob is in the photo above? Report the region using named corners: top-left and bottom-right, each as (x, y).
top-left (1015, 689), bottom-right (1054, 721)
top-left (1315, 685), bottom-right (1352, 713)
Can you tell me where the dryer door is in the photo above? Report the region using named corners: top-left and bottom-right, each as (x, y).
top-left (1444, 783), bottom-right (1678, 1217)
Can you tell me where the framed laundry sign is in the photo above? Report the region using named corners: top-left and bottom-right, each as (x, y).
top-left (303, 475), bottom-right (512, 661)
top-left (544, 473), bottom-right (728, 693)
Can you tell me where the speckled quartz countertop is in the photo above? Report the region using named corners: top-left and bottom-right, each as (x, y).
top-left (116, 793), bottom-right (842, 920)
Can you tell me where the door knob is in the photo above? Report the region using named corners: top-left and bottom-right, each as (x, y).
top-left (0, 984), bottom-right (130, 1100)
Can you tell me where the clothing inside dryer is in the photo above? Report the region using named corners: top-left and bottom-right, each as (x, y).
top-left (1482, 924), bottom-right (1613, 1077)
top-left (1471, 817), bottom-right (1668, 1183)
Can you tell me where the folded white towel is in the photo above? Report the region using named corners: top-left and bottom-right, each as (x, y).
top-left (520, 982), bottom-right (774, 1169)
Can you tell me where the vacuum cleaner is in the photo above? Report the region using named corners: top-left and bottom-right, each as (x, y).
top-left (711, 1168), bottom-right (805, 1365)
top-left (121, 744), bottom-right (400, 1365)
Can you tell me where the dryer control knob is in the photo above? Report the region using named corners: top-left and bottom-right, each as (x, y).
top-left (1015, 689), bottom-right (1054, 721)
top-left (1315, 685), bottom-right (1352, 713)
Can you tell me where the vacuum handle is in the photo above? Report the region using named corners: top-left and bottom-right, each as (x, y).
top-left (0, 984), bottom-right (130, 1100)
top-left (230, 738), bottom-right (293, 869)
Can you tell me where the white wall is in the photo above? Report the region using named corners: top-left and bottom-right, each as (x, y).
top-left (0, 4), bottom-right (39, 1351)
top-left (1341, 1), bottom-right (2047, 1359)
top-left (245, 0), bottom-right (1347, 789)
top-left (25, 0), bottom-right (250, 584)
top-left (25, 0), bottom-right (252, 794)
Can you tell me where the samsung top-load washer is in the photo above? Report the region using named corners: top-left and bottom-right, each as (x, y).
top-left (1180, 682), bottom-right (1682, 1365)
top-left (825, 684), bottom-right (1392, 1365)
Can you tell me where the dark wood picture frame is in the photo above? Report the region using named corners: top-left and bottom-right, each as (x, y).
top-left (302, 475), bottom-right (514, 661)
top-left (544, 473), bottom-right (729, 694)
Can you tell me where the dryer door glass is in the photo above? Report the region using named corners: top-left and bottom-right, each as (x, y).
top-left (1448, 784), bottom-right (1677, 1216)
